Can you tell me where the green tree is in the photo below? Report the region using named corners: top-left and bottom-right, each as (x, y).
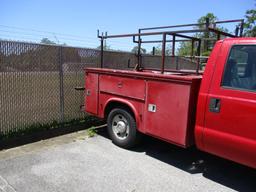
top-left (150, 45), bottom-right (162, 55)
top-left (197, 13), bottom-right (218, 28)
top-left (244, 9), bottom-right (256, 37)
top-left (177, 13), bottom-right (227, 56)
top-left (97, 41), bottom-right (112, 51)
top-left (131, 46), bottom-right (147, 54)
top-left (40, 38), bottom-right (56, 45)
top-left (177, 41), bottom-right (193, 56)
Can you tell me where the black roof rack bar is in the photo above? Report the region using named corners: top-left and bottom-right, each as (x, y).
top-left (139, 23), bottom-right (201, 31)
top-left (140, 37), bottom-right (219, 44)
top-left (100, 27), bottom-right (236, 39)
top-left (214, 19), bottom-right (244, 24)
top-left (208, 27), bottom-right (236, 37)
top-left (133, 33), bottom-right (200, 43)
top-left (139, 39), bottom-right (192, 43)
top-left (168, 33), bottom-right (200, 41)
top-left (139, 19), bottom-right (244, 32)
top-left (100, 29), bottom-right (200, 39)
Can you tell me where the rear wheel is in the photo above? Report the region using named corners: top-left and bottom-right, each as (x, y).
top-left (107, 108), bottom-right (139, 149)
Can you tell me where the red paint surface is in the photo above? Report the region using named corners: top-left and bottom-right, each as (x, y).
top-left (98, 95), bottom-right (145, 131)
top-left (85, 38), bottom-right (256, 169)
top-left (84, 72), bottom-right (98, 115)
top-left (85, 68), bottom-right (201, 147)
top-left (144, 81), bottom-right (196, 147)
top-left (196, 38), bottom-right (256, 168)
top-left (99, 75), bottom-right (146, 100)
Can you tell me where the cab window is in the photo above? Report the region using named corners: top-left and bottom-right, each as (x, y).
top-left (222, 45), bottom-right (256, 91)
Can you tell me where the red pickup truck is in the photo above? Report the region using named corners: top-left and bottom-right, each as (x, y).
top-left (84, 20), bottom-right (256, 169)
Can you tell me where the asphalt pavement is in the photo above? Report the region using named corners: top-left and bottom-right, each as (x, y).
top-left (0, 127), bottom-right (255, 192)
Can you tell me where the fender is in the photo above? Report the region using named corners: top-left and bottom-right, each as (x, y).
top-left (102, 97), bottom-right (142, 130)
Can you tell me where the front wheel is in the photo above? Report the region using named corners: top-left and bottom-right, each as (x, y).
top-left (107, 108), bottom-right (139, 149)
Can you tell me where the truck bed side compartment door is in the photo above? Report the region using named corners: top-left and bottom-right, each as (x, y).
top-left (144, 80), bottom-right (195, 147)
top-left (85, 72), bottom-right (99, 115)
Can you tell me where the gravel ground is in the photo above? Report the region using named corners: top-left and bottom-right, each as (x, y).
top-left (0, 128), bottom-right (255, 192)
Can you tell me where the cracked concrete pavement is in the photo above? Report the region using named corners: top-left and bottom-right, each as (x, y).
top-left (0, 128), bottom-right (255, 192)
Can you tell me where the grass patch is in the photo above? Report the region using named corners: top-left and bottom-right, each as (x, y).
top-left (87, 126), bottom-right (97, 137)
top-left (0, 116), bottom-right (104, 141)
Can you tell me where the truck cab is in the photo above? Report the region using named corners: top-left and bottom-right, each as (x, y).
top-left (196, 38), bottom-right (256, 168)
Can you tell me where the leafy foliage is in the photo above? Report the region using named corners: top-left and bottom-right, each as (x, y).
top-left (244, 9), bottom-right (256, 37)
top-left (87, 126), bottom-right (97, 137)
top-left (97, 40), bottom-right (112, 51)
top-left (197, 13), bottom-right (218, 28)
top-left (177, 41), bottom-right (192, 56)
top-left (177, 13), bottom-right (228, 56)
top-left (131, 46), bottom-right (147, 54)
top-left (40, 38), bottom-right (56, 45)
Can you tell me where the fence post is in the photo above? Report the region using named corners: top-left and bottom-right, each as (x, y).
top-left (152, 47), bottom-right (155, 56)
top-left (161, 33), bottom-right (166, 74)
top-left (59, 46), bottom-right (64, 125)
top-left (0, 40), bottom-right (1, 70)
top-left (175, 56), bottom-right (179, 70)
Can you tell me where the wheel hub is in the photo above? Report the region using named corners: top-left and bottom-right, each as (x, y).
top-left (112, 114), bottom-right (129, 140)
top-left (116, 121), bottom-right (126, 133)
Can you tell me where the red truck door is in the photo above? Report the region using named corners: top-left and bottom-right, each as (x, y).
top-left (203, 41), bottom-right (256, 168)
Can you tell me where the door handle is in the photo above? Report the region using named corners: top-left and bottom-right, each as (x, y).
top-left (209, 98), bottom-right (221, 113)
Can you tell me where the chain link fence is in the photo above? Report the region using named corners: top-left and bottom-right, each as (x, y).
top-left (0, 40), bottom-right (196, 136)
top-left (141, 55), bottom-right (197, 70)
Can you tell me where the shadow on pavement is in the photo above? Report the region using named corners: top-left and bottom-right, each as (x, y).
top-left (0, 119), bottom-right (105, 150)
top-left (96, 127), bottom-right (256, 192)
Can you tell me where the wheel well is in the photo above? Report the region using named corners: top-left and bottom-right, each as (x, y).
top-left (104, 101), bottom-right (135, 119)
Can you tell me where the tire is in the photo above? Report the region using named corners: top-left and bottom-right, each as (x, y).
top-left (107, 108), bottom-right (139, 149)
